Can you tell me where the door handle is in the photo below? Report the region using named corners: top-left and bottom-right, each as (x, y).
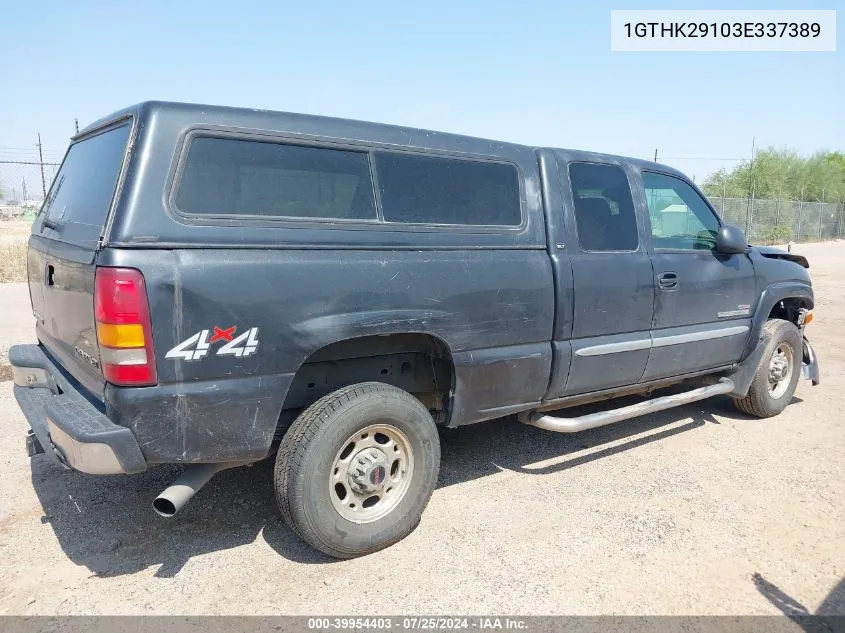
top-left (657, 272), bottom-right (678, 290)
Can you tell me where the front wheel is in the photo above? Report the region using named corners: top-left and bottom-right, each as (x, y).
top-left (274, 382), bottom-right (441, 558)
top-left (733, 319), bottom-right (802, 418)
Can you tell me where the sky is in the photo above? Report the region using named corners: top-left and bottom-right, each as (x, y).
top-left (1, 0), bottom-right (842, 186)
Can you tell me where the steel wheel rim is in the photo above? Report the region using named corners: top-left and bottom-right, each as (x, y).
top-left (329, 423), bottom-right (414, 524)
top-left (768, 343), bottom-right (793, 399)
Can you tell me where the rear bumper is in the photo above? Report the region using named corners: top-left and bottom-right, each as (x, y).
top-left (10, 344), bottom-right (147, 475)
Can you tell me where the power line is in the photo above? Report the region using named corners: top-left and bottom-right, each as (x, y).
top-left (659, 156), bottom-right (746, 161)
top-left (0, 152), bottom-right (61, 160)
top-left (0, 145), bottom-right (61, 152)
top-left (0, 159), bottom-right (61, 166)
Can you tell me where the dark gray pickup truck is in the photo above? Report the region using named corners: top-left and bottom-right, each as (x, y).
top-left (10, 101), bottom-right (819, 558)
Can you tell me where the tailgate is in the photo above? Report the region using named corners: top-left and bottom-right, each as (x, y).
top-left (28, 122), bottom-right (132, 398)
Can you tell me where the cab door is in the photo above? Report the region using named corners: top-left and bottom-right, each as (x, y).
top-left (545, 156), bottom-right (654, 398)
top-left (638, 170), bottom-right (756, 381)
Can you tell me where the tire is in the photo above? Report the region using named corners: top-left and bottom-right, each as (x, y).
top-left (733, 319), bottom-right (802, 418)
top-left (274, 382), bottom-right (441, 559)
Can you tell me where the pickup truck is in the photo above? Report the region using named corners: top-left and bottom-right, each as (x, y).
top-left (10, 101), bottom-right (820, 559)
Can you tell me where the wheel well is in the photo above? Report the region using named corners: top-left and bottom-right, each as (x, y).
top-left (279, 334), bottom-right (454, 431)
top-left (768, 297), bottom-right (810, 325)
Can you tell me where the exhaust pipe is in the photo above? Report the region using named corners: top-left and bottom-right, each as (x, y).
top-left (153, 462), bottom-right (247, 517)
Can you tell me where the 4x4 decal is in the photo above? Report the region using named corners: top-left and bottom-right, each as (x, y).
top-left (166, 326), bottom-right (259, 361)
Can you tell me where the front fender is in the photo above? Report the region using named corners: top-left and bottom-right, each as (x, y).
top-left (741, 282), bottom-right (813, 361)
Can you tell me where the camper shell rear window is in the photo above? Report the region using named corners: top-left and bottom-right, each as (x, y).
top-left (38, 122), bottom-right (132, 248)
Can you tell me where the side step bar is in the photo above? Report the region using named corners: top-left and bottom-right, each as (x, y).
top-left (520, 378), bottom-right (735, 433)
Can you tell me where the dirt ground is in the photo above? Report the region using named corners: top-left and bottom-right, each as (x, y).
top-left (0, 241), bottom-right (841, 616)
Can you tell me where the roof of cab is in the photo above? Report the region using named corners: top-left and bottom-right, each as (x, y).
top-left (76, 100), bottom-right (686, 179)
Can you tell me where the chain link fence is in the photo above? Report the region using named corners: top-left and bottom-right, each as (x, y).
top-left (0, 160), bottom-right (60, 221)
top-left (708, 196), bottom-right (845, 244)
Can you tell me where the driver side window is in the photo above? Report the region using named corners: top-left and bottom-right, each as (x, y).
top-left (642, 172), bottom-right (720, 251)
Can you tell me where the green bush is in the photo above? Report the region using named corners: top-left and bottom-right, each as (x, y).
top-left (760, 224), bottom-right (793, 245)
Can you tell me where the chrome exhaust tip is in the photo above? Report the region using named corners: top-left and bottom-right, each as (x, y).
top-left (153, 462), bottom-right (248, 518)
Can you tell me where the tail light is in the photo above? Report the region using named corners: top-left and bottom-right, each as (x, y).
top-left (94, 267), bottom-right (157, 386)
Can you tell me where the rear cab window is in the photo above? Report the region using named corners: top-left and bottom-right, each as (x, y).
top-left (568, 162), bottom-right (639, 252)
top-left (37, 123), bottom-right (132, 249)
top-left (172, 135), bottom-right (523, 228)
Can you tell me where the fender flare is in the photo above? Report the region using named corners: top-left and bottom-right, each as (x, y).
top-left (740, 281), bottom-right (813, 361)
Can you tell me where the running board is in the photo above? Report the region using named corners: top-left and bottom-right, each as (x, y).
top-left (520, 378), bottom-right (735, 433)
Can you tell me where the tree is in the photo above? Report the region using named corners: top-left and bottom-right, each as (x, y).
top-left (702, 148), bottom-right (845, 202)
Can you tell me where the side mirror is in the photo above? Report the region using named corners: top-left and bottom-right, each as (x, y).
top-left (716, 224), bottom-right (748, 254)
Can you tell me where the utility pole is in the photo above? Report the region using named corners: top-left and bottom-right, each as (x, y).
top-left (653, 148), bottom-right (658, 162)
top-left (36, 133), bottom-right (47, 199)
top-left (74, 118), bottom-right (79, 134)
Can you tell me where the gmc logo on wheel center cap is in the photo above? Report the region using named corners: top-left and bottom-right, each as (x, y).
top-left (370, 465), bottom-right (386, 486)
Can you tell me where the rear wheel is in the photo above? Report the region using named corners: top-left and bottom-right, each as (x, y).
top-left (733, 319), bottom-right (802, 418)
top-left (274, 382), bottom-right (440, 558)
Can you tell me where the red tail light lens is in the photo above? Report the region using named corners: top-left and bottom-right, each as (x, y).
top-left (94, 267), bottom-right (157, 386)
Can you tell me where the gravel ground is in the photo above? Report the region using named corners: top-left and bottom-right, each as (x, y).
top-left (0, 242), bottom-right (842, 616)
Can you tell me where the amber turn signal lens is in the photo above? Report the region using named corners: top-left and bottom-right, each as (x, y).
top-left (96, 322), bottom-right (146, 348)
